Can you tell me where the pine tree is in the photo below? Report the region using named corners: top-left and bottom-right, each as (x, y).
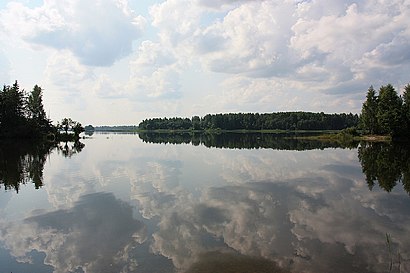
top-left (360, 86), bottom-right (379, 134)
top-left (402, 84), bottom-right (410, 134)
top-left (376, 84), bottom-right (403, 136)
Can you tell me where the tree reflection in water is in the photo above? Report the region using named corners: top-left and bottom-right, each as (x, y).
top-left (0, 140), bottom-right (85, 192)
top-left (56, 140), bottom-right (85, 158)
top-left (358, 142), bottom-right (410, 193)
top-left (139, 132), bottom-right (359, 150)
top-left (140, 132), bottom-right (410, 194)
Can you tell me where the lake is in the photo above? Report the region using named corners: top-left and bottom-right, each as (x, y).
top-left (0, 133), bottom-right (409, 273)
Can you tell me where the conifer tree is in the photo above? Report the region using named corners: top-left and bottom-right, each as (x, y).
top-left (360, 86), bottom-right (378, 134)
top-left (402, 84), bottom-right (410, 134)
top-left (376, 84), bottom-right (403, 136)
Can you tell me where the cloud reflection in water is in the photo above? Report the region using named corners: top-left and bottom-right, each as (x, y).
top-left (0, 192), bottom-right (148, 273)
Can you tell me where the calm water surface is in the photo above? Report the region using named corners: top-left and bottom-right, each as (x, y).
top-left (0, 133), bottom-right (409, 273)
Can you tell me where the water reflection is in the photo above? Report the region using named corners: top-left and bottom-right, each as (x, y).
top-left (186, 251), bottom-right (288, 273)
top-left (0, 140), bottom-right (55, 192)
top-left (358, 142), bottom-right (410, 193)
top-left (139, 132), bottom-right (358, 150)
top-left (56, 140), bottom-right (85, 158)
top-left (143, 177), bottom-right (410, 273)
top-left (0, 192), bottom-right (148, 273)
top-left (0, 140), bottom-right (85, 193)
top-left (0, 134), bottom-right (409, 272)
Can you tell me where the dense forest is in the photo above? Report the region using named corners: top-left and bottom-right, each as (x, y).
top-left (360, 83), bottom-right (410, 137)
top-left (138, 112), bottom-right (359, 131)
top-left (0, 81), bottom-right (83, 139)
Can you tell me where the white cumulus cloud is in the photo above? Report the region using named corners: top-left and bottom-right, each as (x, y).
top-left (1, 0), bottom-right (146, 66)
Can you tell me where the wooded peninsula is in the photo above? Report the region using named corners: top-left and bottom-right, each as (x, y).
top-left (0, 81), bottom-right (84, 140)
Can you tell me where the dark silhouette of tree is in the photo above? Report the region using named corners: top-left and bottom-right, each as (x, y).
top-left (57, 118), bottom-right (84, 140)
top-left (26, 85), bottom-right (53, 136)
top-left (27, 85), bottom-right (46, 120)
top-left (360, 86), bottom-right (378, 134)
top-left (0, 81), bottom-right (27, 137)
top-left (0, 81), bottom-right (56, 138)
top-left (359, 83), bottom-right (410, 137)
top-left (402, 84), bottom-right (410, 134)
top-left (60, 118), bottom-right (73, 135)
top-left (376, 84), bottom-right (403, 136)
top-left (72, 121), bottom-right (85, 137)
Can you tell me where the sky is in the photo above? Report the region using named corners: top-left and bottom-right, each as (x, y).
top-left (0, 0), bottom-right (409, 126)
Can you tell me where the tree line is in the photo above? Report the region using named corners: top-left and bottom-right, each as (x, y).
top-left (138, 112), bottom-right (359, 131)
top-left (0, 81), bottom-right (84, 139)
top-left (360, 83), bottom-right (410, 137)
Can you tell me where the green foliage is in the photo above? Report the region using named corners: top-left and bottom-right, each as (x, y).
top-left (0, 81), bottom-right (27, 135)
top-left (0, 81), bottom-right (53, 138)
top-left (139, 112), bottom-right (359, 131)
top-left (27, 85), bottom-right (46, 121)
top-left (0, 81), bottom-right (84, 140)
top-left (360, 83), bottom-right (410, 137)
top-left (192, 116), bottom-right (201, 130)
top-left (360, 86), bottom-right (378, 134)
top-left (402, 84), bottom-right (410, 133)
top-left (377, 84), bottom-right (403, 136)
top-left (26, 85), bottom-right (53, 135)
